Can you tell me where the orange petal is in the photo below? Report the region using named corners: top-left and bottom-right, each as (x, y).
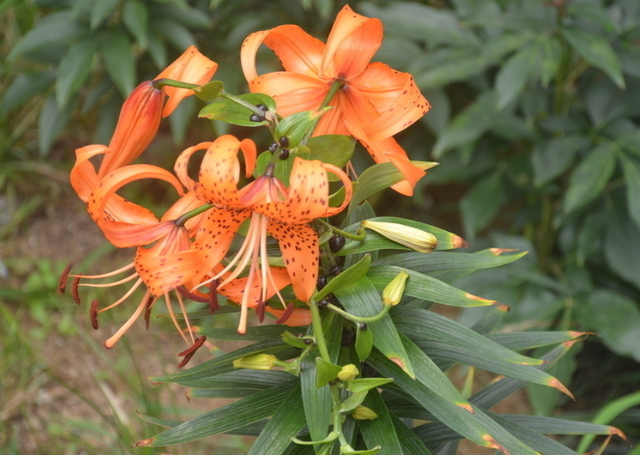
top-left (174, 141), bottom-right (213, 195)
top-left (254, 158), bottom-right (330, 224)
top-left (98, 81), bottom-right (163, 177)
top-left (70, 145), bottom-right (107, 202)
top-left (249, 72), bottom-right (328, 117)
top-left (265, 307), bottom-right (312, 326)
top-left (322, 162), bottom-right (353, 217)
top-left (267, 220), bottom-right (318, 303)
top-left (98, 218), bottom-right (175, 248)
top-left (161, 192), bottom-right (206, 234)
top-left (156, 45), bottom-right (218, 117)
top-left (135, 229), bottom-right (202, 296)
top-left (241, 26), bottom-right (325, 81)
top-left (313, 97), bottom-right (350, 136)
top-left (218, 267), bottom-right (291, 308)
top-left (321, 5), bottom-right (382, 79)
top-left (194, 206), bottom-right (251, 272)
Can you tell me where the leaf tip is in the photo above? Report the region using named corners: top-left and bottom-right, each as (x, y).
top-left (548, 377), bottom-right (575, 400)
top-left (457, 402), bottom-right (475, 414)
top-left (489, 248), bottom-right (519, 256)
top-left (390, 356), bottom-right (415, 379)
top-left (482, 434), bottom-right (512, 454)
top-left (133, 438), bottom-right (154, 447)
top-left (453, 235), bottom-right (469, 249)
top-left (465, 293), bottom-right (497, 306)
top-left (609, 426), bottom-right (627, 441)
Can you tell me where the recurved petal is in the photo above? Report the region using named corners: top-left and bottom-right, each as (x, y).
top-left (218, 267), bottom-right (291, 309)
top-left (194, 206), bottom-right (251, 272)
top-left (156, 45), bottom-right (218, 117)
top-left (267, 220), bottom-right (319, 303)
top-left (249, 72), bottom-right (328, 117)
top-left (241, 25), bottom-right (325, 82)
top-left (161, 192), bottom-right (206, 234)
top-left (321, 5), bottom-right (383, 79)
top-left (174, 141), bottom-right (212, 196)
top-left (322, 162), bottom-right (353, 217)
top-left (98, 218), bottom-right (175, 248)
top-left (70, 145), bottom-right (107, 202)
top-left (254, 158), bottom-right (329, 224)
top-left (264, 306), bottom-right (312, 326)
top-left (98, 81), bottom-right (163, 177)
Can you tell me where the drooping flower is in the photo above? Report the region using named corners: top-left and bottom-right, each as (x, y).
top-left (240, 5), bottom-right (430, 195)
top-left (175, 135), bottom-right (352, 333)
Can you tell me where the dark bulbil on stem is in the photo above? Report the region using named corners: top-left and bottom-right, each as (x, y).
top-left (329, 235), bottom-right (346, 253)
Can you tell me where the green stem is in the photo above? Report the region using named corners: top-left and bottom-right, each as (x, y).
top-left (317, 219), bottom-right (366, 241)
top-left (331, 385), bottom-right (351, 448)
top-left (300, 78), bottom-right (345, 146)
top-left (153, 78), bottom-right (200, 91)
top-left (175, 203), bottom-right (213, 227)
top-left (221, 90), bottom-right (270, 118)
top-left (310, 298), bottom-right (331, 362)
top-left (326, 303), bottom-right (390, 324)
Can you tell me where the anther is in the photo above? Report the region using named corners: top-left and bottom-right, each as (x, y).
top-left (209, 280), bottom-right (219, 313)
top-left (72, 277), bottom-right (81, 305)
top-left (178, 335), bottom-right (207, 368)
top-left (177, 286), bottom-right (209, 303)
top-left (275, 302), bottom-right (295, 325)
top-left (256, 300), bottom-right (266, 323)
top-left (58, 263), bottom-right (73, 294)
top-left (90, 300), bottom-right (100, 330)
top-left (144, 296), bottom-right (154, 330)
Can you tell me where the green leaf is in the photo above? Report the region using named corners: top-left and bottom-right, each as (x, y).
top-left (433, 92), bottom-right (497, 158)
top-left (359, 390), bottom-right (403, 455)
top-left (0, 71), bottom-right (56, 116)
top-left (340, 391), bottom-right (368, 413)
top-left (194, 81), bottom-right (224, 102)
top-left (577, 289), bottom-right (640, 362)
top-left (415, 51), bottom-right (486, 89)
top-left (307, 135), bottom-right (356, 177)
top-left (247, 383), bottom-right (306, 455)
top-left (184, 369), bottom-right (296, 396)
top-left (390, 414), bottom-right (434, 455)
top-left (91, 0), bottom-right (121, 30)
top-left (346, 378), bottom-right (393, 394)
top-left (140, 382), bottom-right (296, 446)
top-left (8, 11), bottom-right (86, 60)
top-left (315, 357), bottom-right (342, 388)
top-left (123, 0), bottom-right (149, 49)
top-left (486, 331), bottom-right (587, 352)
top-left (349, 163), bottom-right (404, 206)
top-left (38, 94), bottom-right (73, 156)
top-left (199, 93), bottom-right (275, 126)
top-left (100, 31), bottom-right (135, 97)
top-left (368, 266), bottom-right (499, 308)
top-left (275, 110), bottom-right (327, 147)
top-left (355, 324), bottom-right (374, 362)
top-left (531, 136), bottom-right (588, 186)
top-left (563, 143), bottom-right (615, 214)
top-left (150, 18), bottom-right (196, 50)
top-left (495, 44), bottom-right (538, 109)
top-left (461, 170), bottom-right (505, 237)
top-left (604, 212), bottom-right (640, 289)
top-left (340, 217), bottom-right (467, 255)
top-left (562, 27), bottom-right (625, 89)
top-left (55, 40), bottom-right (96, 108)
top-left (194, 324), bottom-right (305, 341)
top-left (537, 37), bottom-right (563, 86)
top-left (619, 153), bottom-right (640, 229)
top-left (567, 3), bottom-right (621, 33)
top-left (314, 254), bottom-right (371, 303)
top-left (335, 278), bottom-right (415, 378)
top-left (301, 354), bottom-right (332, 442)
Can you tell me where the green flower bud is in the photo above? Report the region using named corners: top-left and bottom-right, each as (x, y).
top-left (361, 220), bottom-right (437, 253)
top-left (338, 364), bottom-right (359, 382)
top-left (382, 271), bottom-right (409, 306)
top-left (233, 354), bottom-right (276, 370)
top-left (351, 405), bottom-right (378, 420)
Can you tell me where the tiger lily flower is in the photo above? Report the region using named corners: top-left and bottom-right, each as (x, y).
top-left (175, 135), bottom-right (352, 333)
top-left (240, 5), bottom-right (430, 196)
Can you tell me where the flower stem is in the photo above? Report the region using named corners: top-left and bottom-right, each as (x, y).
top-left (153, 78), bottom-right (200, 90)
top-left (326, 303), bottom-right (391, 323)
top-left (175, 203), bottom-right (213, 227)
top-left (309, 298), bottom-right (331, 362)
top-left (221, 90), bottom-right (270, 118)
top-left (317, 219), bottom-right (366, 241)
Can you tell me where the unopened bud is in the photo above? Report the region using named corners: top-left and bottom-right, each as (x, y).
top-left (233, 354), bottom-right (276, 370)
top-left (361, 220), bottom-right (437, 253)
top-left (338, 364), bottom-right (359, 382)
top-left (351, 405), bottom-right (378, 420)
top-left (382, 271), bottom-right (409, 306)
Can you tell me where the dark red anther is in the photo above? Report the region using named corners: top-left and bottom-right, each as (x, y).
top-left (144, 296), bottom-right (155, 330)
top-left (275, 302), bottom-right (295, 325)
top-left (72, 277), bottom-right (81, 305)
top-left (90, 300), bottom-right (99, 330)
top-left (209, 280), bottom-right (219, 313)
top-left (256, 300), bottom-right (266, 323)
top-left (177, 286), bottom-right (209, 303)
top-left (178, 335), bottom-right (207, 368)
top-left (58, 263), bottom-right (73, 294)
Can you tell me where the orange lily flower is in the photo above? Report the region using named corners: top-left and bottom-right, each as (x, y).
top-left (240, 5), bottom-right (430, 196)
top-left (175, 135), bottom-right (352, 333)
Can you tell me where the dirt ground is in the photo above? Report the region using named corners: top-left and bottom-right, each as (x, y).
top-left (0, 197), bottom-right (529, 455)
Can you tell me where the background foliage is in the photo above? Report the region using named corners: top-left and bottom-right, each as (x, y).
top-left (1, 0), bottom-right (639, 453)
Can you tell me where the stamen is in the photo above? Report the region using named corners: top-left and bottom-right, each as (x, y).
top-left (90, 300), bottom-right (100, 330)
top-left (58, 263), bottom-right (73, 294)
top-left (178, 335), bottom-right (207, 368)
top-left (256, 300), bottom-right (266, 323)
top-left (104, 294), bottom-right (149, 348)
top-left (275, 302), bottom-right (295, 325)
top-left (79, 272), bottom-right (139, 288)
top-left (72, 277), bottom-right (81, 305)
top-left (177, 286), bottom-right (209, 303)
top-left (98, 278), bottom-right (143, 312)
top-left (175, 291), bottom-right (195, 344)
top-left (208, 280), bottom-right (219, 313)
top-left (164, 293), bottom-right (190, 345)
top-left (70, 262), bottom-right (136, 280)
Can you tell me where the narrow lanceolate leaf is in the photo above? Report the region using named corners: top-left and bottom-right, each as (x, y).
top-left (355, 324), bottom-right (374, 362)
top-left (390, 414), bottom-right (434, 455)
top-left (359, 390), bottom-right (404, 455)
top-left (247, 383), bottom-right (306, 455)
top-left (301, 355), bottom-right (331, 443)
top-left (618, 153), bottom-right (640, 229)
top-left (368, 351), bottom-right (538, 455)
top-left (373, 249), bottom-right (526, 276)
top-left (314, 254), bottom-right (371, 303)
top-left (194, 324), bottom-right (305, 342)
top-left (55, 40), bottom-right (96, 108)
top-left (100, 31), bottom-right (135, 97)
top-left (368, 266), bottom-right (498, 308)
top-left (182, 369), bottom-right (295, 395)
top-left (151, 338), bottom-right (298, 387)
top-left (198, 93), bottom-right (275, 126)
top-left (495, 43), bottom-right (538, 109)
top-left (335, 278), bottom-right (415, 378)
top-left (486, 331), bottom-right (589, 351)
top-left (562, 27), bottom-right (625, 88)
top-left (340, 217), bottom-right (467, 255)
top-left (135, 382), bottom-right (295, 446)
top-left (496, 414), bottom-right (625, 439)
top-left (564, 143), bottom-right (616, 214)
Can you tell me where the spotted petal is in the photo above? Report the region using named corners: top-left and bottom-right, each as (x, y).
top-left (249, 72), bottom-right (328, 117)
